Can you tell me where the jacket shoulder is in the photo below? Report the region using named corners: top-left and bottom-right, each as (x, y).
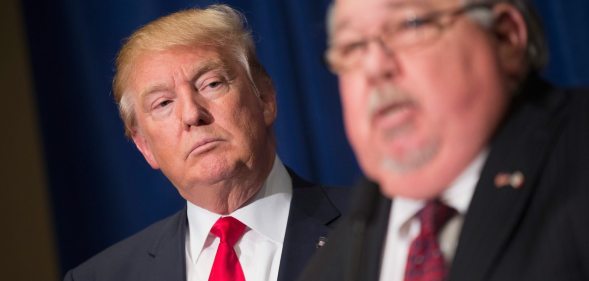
top-left (318, 185), bottom-right (352, 216)
top-left (298, 179), bottom-right (390, 281)
top-left (288, 167), bottom-right (352, 219)
top-left (64, 209), bottom-right (186, 280)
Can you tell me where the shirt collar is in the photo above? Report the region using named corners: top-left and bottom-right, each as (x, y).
top-left (441, 148), bottom-right (489, 215)
top-left (391, 149), bottom-right (489, 231)
top-left (186, 156), bottom-right (293, 260)
top-left (231, 156), bottom-right (292, 244)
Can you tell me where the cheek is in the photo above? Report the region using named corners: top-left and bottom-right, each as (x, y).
top-left (339, 79), bottom-right (369, 143)
top-left (144, 115), bottom-right (180, 140)
top-left (412, 62), bottom-right (507, 151)
top-left (407, 44), bottom-right (502, 122)
top-left (146, 127), bottom-right (178, 157)
top-left (224, 99), bottom-right (267, 145)
top-left (339, 78), bottom-right (382, 174)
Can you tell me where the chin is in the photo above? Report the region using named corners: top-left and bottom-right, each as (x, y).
top-left (379, 174), bottom-right (446, 200)
top-left (376, 156), bottom-right (449, 200)
top-left (183, 164), bottom-right (236, 186)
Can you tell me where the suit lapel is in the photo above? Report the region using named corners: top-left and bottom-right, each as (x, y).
top-left (143, 208), bottom-right (188, 281)
top-left (448, 80), bottom-right (568, 281)
top-left (353, 181), bottom-right (392, 281)
top-left (136, 172), bottom-right (342, 281)
top-left (277, 171), bottom-right (343, 281)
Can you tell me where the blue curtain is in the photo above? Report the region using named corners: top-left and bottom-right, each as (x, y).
top-left (533, 1), bottom-right (589, 86)
top-left (21, 0), bottom-right (589, 275)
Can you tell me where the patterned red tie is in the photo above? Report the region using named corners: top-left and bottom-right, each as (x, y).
top-left (208, 216), bottom-right (247, 281)
top-left (404, 199), bottom-right (457, 281)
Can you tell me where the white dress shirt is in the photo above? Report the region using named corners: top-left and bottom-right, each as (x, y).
top-left (185, 156), bottom-right (293, 281)
top-left (379, 150), bottom-right (489, 281)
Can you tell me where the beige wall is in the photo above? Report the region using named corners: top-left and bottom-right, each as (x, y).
top-left (0, 0), bottom-right (60, 280)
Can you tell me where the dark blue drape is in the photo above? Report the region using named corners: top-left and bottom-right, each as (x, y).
top-left (21, 0), bottom-right (589, 275)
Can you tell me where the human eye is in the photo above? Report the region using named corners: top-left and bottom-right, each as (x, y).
top-left (385, 12), bottom-right (439, 48)
top-left (149, 96), bottom-right (174, 113)
top-left (398, 15), bottom-right (436, 31)
top-left (339, 40), bottom-right (367, 57)
top-left (145, 94), bottom-right (174, 119)
top-left (197, 74), bottom-right (230, 97)
top-left (329, 39), bottom-right (367, 69)
top-left (155, 99), bottom-right (173, 109)
top-left (205, 80), bottom-right (225, 90)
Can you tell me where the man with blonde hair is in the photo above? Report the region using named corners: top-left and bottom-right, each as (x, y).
top-left (300, 0), bottom-right (589, 280)
top-left (64, 5), bottom-right (348, 281)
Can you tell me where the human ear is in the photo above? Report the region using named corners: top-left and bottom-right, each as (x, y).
top-left (491, 3), bottom-right (529, 79)
top-left (257, 77), bottom-right (277, 126)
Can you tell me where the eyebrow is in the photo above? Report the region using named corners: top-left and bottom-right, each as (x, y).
top-left (332, 1), bottom-right (429, 34)
top-left (193, 60), bottom-right (229, 81)
top-left (139, 59), bottom-right (230, 100)
top-left (140, 83), bottom-right (171, 102)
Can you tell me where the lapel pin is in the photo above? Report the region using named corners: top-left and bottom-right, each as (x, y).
top-left (494, 171), bottom-right (525, 189)
top-left (316, 236), bottom-right (328, 249)
top-left (509, 171), bottom-right (525, 189)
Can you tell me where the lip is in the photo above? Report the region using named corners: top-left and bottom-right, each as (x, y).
top-left (186, 137), bottom-right (223, 159)
top-left (371, 100), bottom-right (417, 131)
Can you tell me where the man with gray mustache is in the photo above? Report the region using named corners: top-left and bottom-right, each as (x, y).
top-left (299, 0), bottom-right (589, 280)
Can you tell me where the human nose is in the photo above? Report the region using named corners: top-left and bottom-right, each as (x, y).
top-left (178, 89), bottom-right (212, 128)
top-left (361, 37), bottom-right (399, 82)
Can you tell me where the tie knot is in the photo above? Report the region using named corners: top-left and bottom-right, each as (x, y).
top-left (418, 199), bottom-right (456, 236)
top-left (210, 216), bottom-right (246, 246)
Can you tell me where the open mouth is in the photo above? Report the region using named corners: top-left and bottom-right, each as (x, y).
top-left (371, 100), bottom-right (417, 132)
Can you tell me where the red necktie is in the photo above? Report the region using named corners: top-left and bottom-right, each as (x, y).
top-left (404, 199), bottom-right (457, 281)
top-left (208, 216), bottom-right (247, 281)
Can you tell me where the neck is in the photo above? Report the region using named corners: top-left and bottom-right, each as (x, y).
top-left (209, 178), bottom-right (266, 214)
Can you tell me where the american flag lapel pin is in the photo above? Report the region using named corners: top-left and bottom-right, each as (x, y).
top-left (494, 170), bottom-right (525, 189)
top-left (316, 236), bottom-right (328, 248)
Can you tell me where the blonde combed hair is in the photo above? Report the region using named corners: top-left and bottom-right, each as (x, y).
top-left (113, 5), bottom-right (268, 137)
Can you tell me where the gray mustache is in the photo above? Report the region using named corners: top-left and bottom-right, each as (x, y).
top-left (368, 84), bottom-right (415, 116)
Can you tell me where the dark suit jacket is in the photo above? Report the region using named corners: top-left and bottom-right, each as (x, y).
top-left (298, 76), bottom-right (589, 281)
top-left (64, 170), bottom-right (349, 281)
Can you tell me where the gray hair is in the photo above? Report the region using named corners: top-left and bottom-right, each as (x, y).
top-left (464, 0), bottom-right (548, 71)
top-left (326, 0), bottom-right (547, 71)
